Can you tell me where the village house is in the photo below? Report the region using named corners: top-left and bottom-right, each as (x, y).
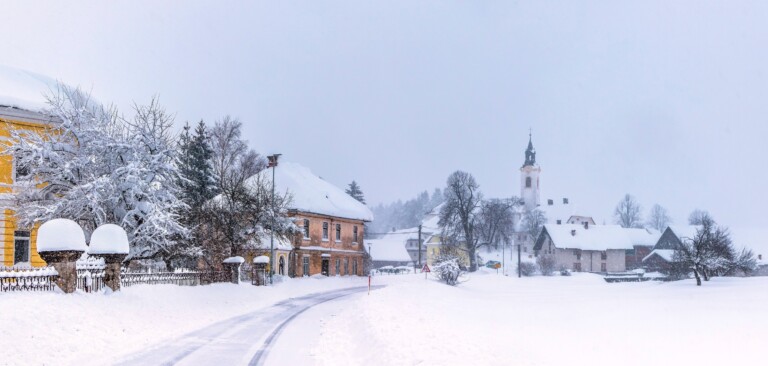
top-left (534, 223), bottom-right (660, 273)
top-left (252, 162), bottom-right (373, 277)
top-left (642, 225), bottom-right (699, 274)
top-left (366, 229), bottom-right (416, 269)
top-left (0, 65), bottom-right (59, 268)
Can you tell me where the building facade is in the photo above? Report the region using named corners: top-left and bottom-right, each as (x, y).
top-left (291, 212), bottom-right (367, 277)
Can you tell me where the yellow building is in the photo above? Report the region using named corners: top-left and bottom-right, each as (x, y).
top-left (0, 65), bottom-right (59, 268)
top-left (424, 234), bottom-right (470, 268)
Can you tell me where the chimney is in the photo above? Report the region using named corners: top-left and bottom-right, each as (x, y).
top-left (584, 222), bottom-right (589, 229)
top-left (548, 199), bottom-right (554, 206)
top-left (571, 229), bottom-right (576, 236)
top-left (563, 198), bottom-right (569, 204)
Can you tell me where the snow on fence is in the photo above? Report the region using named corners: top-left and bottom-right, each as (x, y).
top-left (0, 267), bottom-right (58, 292)
top-left (1, 267), bottom-right (230, 293)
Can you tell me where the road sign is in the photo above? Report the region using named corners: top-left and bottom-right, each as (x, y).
top-left (422, 264), bottom-right (431, 273)
top-left (493, 263), bottom-right (501, 269)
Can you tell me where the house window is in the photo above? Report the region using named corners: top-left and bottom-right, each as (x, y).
top-left (525, 177), bottom-right (532, 188)
top-left (574, 263), bottom-right (582, 272)
top-left (335, 224), bottom-right (341, 241)
top-left (601, 251), bottom-right (607, 260)
top-left (353, 226), bottom-right (359, 243)
top-left (335, 258), bottom-right (341, 275)
top-left (352, 259), bottom-right (358, 275)
top-left (556, 220), bottom-right (562, 225)
top-left (303, 256), bottom-right (310, 276)
top-left (303, 219), bottom-right (310, 239)
top-left (13, 230), bottom-right (30, 265)
top-left (601, 263), bottom-right (607, 272)
top-left (322, 222), bottom-right (329, 240)
top-left (575, 251), bottom-right (581, 261)
top-left (344, 258), bottom-right (349, 275)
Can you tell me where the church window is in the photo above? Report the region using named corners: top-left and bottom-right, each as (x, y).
top-left (525, 177), bottom-right (532, 188)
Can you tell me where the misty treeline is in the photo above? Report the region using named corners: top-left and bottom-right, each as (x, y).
top-left (368, 189), bottom-right (444, 235)
top-left (614, 194), bottom-right (722, 230)
top-left (6, 85), bottom-right (297, 270)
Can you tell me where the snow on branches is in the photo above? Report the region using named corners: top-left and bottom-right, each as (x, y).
top-left (3, 86), bottom-right (189, 262)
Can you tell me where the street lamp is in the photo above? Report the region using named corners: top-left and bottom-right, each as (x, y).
top-left (267, 153), bottom-right (281, 285)
top-left (368, 242), bottom-right (372, 273)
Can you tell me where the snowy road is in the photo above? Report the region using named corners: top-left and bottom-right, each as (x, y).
top-left (116, 285), bottom-right (383, 366)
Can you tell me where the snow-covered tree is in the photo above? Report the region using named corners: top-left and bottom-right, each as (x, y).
top-left (345, 180), bottom-right (366, 204)
top-left (438, 170), bottom-right (483, 271)
top-left (202, 118), bottom-right (298, 266)
top-left (646, 204), bottom-right (672, 232)
top-left (4, 87), bottom-right (189, 262)
top-left (672, 216), bottom-right (736, 286)
top-left (523, 208), bottom-right (547, 241)
top-left (476, 198), bottom-right (521, 250)
top-left (688, 209), bottom-right (712, 225)
top-left (178, 120), bottom-right (216, 209)
top-left (613, 194), bottom-right (643, 228)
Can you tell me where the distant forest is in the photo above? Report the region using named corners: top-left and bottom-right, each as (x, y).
top-left (367, 188), bottom-right (444, 237)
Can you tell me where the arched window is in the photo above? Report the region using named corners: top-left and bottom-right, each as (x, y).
top-left (525, 177), bottom-right (532, 188)
top-left (279, 256), bottom-right (285, 275)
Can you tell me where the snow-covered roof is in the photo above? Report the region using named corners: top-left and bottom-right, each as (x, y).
top-left (542, 224), bottom-right (660, 251)
top-left (223, 256), bottom-right (245, 264)
top-left (666, 225), bottom-right (700, 242)
top-left (253, 256), bottom-right (270, 264)
top-left (88, 224), bottom-right (129, 255)
top-left (0, 64), bottom-right (59, 113)
top-left (247, 232), bottom-right (293, 251)
top-left (249, 162), bottom-right (373, 222)
top-left (367, 229), bottom-right (415, 262)
top-left (643, 249), bottom-right (675, 262)
top-left (37, 219), bottom-right (87, 252)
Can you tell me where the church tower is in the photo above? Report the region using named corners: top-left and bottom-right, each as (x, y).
top-left (520, 132), bottom-right (540, 211)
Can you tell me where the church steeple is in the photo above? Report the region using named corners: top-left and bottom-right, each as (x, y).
top-left (523, 131), bottom-right (536, 167)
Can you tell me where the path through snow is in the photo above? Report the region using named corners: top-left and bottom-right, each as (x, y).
top-left (116, 285), bottom-right (383, 366)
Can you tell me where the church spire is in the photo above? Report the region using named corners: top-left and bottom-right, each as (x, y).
top-left (523, 130), bottom-right (536, 167)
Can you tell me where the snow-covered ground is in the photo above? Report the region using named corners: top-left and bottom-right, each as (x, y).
top-left (3, 272), bottom-right (768, 365)
top-left (0, 276), bottom-right (373, 366)
top-left (284, 271), bottom-right (768, 365)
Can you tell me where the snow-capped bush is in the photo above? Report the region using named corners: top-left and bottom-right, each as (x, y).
top-left (517, 262), bottom-right (537, 277)
top-left (536, 254), bottom-right (557, 276)
top-left (433, 254), bottom-right (464, 286)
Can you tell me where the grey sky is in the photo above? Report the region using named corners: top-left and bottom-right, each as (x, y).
top-left (3, 1), bottom-right (767, 227)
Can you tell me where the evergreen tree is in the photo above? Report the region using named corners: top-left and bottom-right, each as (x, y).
top-left (346, 180), bottom-right (366, 204)
top-left (180, 120), bottom-right (216, 207)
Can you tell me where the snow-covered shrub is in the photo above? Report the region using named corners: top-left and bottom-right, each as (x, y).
top-left (536, 254), bottom-right (557, 276)
top-left (433, 252), bottom-right (464, 286)
top-left (517, 262), bottom-right (537, 276)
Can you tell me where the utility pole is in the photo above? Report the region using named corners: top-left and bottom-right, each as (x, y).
top-left (267, 153), bottom-right (281, 285)
top-left (517, 240), bottom-right (522, 278)
top-left (502, 239), bottom-right (506, 276)
top-left (417, 224), bottom-right (422, 273)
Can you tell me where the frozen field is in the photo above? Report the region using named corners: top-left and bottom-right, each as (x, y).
top-left (2, 272), bottom-right (767, 365)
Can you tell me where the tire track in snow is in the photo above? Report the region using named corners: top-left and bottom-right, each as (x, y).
top-left (116, 285), bottom-right (383, 366)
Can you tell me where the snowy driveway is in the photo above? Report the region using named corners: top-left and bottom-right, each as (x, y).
top-left (116, 285), bottom-right (382, 366)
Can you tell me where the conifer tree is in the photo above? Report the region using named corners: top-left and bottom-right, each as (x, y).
top-left (346, 180), bottom-right (366, 204)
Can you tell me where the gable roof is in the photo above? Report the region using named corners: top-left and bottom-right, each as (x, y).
top-left (366, 229), bottom-right (414, 262)
top-left (251, 161), bottom-right (374, 222)
top-left (538, 224), bottom-right (660, 251)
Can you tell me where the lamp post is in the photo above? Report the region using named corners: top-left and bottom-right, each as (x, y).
top-left (267, 153), bottom-right (281, 285)
top-left (368, 242), bottom-right (372, 272)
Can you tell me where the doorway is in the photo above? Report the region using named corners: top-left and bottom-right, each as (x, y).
top-left (321, 259), bottom-right (330, 276)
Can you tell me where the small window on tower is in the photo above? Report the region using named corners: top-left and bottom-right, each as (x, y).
top-left (525, 177), bottom-right (532, 188)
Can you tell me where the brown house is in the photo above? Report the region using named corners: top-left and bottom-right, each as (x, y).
top-left (264, 162), bottom-right (373, 277)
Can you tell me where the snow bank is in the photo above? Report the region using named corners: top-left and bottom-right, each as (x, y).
top-left (36, 219), bottom-right (87, 252)
top-left (88, 224), bottom-right (129, 255)
top-left (223, 256), bottom-right (245, 264)
top-left (0, 64), bottom-right (59, 113)
top-left (253, 255), bottom-right (270, 264)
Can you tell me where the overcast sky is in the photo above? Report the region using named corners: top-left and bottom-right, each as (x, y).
top-left (3, 1), bottom-right (768, 228)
